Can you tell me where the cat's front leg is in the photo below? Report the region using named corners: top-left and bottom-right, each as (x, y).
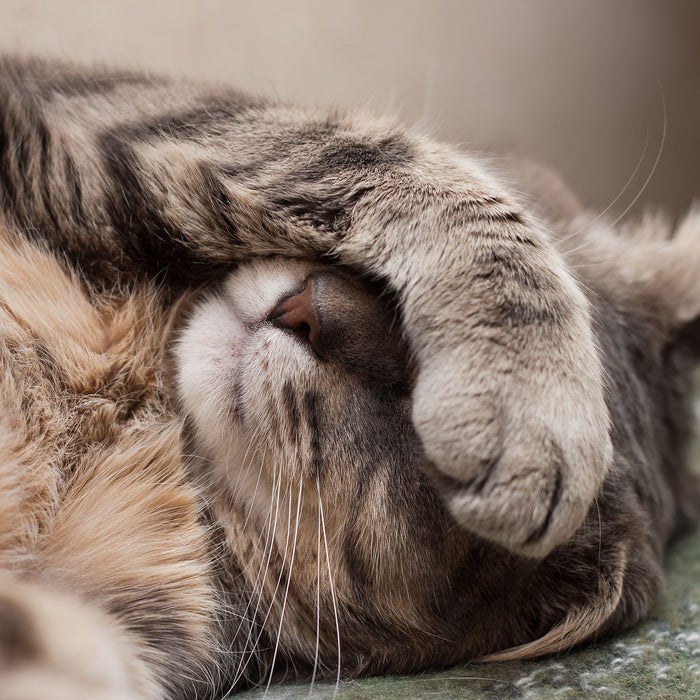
top-left (345, 168), bottom-right (612, 558)
top-left (0, 578), bottom-right (155, 700)
top-left (0, 59), bottom-right (610, 557)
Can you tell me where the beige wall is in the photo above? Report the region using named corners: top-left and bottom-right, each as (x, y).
top-left (1, 0), bottom-right (698, 216)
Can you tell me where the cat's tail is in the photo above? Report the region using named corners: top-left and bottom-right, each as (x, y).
top-left (478, 544), bottom-right (627, 662)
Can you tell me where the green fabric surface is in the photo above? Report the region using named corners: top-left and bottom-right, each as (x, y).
top-left (239, 529), bottom-right (700, 698)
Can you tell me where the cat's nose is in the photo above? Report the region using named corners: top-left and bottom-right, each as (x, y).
top-left (269, 277), bottom-right (321, 346)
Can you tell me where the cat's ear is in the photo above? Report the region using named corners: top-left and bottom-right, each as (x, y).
top-left (634, 207), bottom-right (700, 346)
top-left (663, 207), bottom-right (700, 355)
top-left (654, 207), bottom-right (700, 320)
top-left (587, 206), bottom-right (700, 349)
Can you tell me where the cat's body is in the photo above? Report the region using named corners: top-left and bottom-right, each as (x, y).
top-left (0, 57), bottom-right (699, 699)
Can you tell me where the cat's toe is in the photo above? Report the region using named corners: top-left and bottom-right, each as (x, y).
top-left (431, 434), bottom-right (601, 557)
top-left (413, 355), bottom-right (612, 558)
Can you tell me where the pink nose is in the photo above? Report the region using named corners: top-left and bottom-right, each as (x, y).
top-left (269, 277), bottom-right (321, 346)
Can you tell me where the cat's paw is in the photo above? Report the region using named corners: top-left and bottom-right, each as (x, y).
top-left (415, 355), bottom-right (611, 557)
top-left (0, 579), bottom-right (150, 700)
top-left (412, 291), bottom-right (611, 559)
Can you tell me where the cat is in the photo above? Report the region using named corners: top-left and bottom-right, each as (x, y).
top-left (0, 56), bottom-right (698, 699)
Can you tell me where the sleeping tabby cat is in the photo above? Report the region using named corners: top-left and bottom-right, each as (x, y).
top-left (0, 57), bottom-right (698, 699)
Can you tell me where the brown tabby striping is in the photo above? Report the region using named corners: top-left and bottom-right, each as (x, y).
top-left (0, 56), bottom-right (699, 699)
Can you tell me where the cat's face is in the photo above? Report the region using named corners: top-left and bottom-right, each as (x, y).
top-left (176, 258), bottom-right (415, 495)
top-left (176, 258), bottom-right (477, 670)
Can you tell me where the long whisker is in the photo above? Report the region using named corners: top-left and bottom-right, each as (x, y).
top-left (230, 443), bottom-right (283, 687)
top-left (253, 471), bottom-right (293, 690)
top-left (570, 238), bottom-right (676, 270)
top-left (558, 95), bottom-right (669, 272)
top-left (223, 426), bottom-right (270, 658)
top-left (310, 477), bottom-right (322, 693)
top-left (237, 433), bottom-right (268, 535)
top-left (317, 474), bottom-right (341, 696)
top-left (265, 475), bottom-right (304, 693)
top-left (560, 130), bottom-right (649, 241)
top-left (609, 90), bottom-right (667, 229)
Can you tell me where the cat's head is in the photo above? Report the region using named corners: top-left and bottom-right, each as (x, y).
top-left (175, 257), bottom-right (489, 675)
top-left (173, 205), bottom-right (700, 679)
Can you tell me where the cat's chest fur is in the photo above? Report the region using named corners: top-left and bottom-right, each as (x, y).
top-left (0, 232), bottom-right (173, 470)
top-left (0, 230), bottom-right (218, 698)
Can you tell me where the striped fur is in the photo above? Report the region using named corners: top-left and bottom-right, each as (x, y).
top-left (0, 56), bottom-right (612, 558)
top-left (0, 57), bottom-right (698, 698)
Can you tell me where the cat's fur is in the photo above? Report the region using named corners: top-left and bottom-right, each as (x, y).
top-left (0, 56), bottom-right (698, 699)
top-left (0, 56), bottom-right (611, 559)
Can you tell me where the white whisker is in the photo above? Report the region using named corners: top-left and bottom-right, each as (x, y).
top-left (230, 445), bottom-right (283, 687)
top-left (265, 475), bottom-right (304, 694)
top-left (310, 479), bottom-right (322, 693)
top-left (561, 131), bottom-right (649, 242)
top-left (609, 91), bottom-right (667, 230)
top-left (223, 428), bottom-right (269, 655)
top-left (317, 475), bottom-right (341, 696)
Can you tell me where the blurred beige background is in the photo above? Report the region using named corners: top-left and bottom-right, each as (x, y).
top-left (1, 0), bottom-right (698, 216)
